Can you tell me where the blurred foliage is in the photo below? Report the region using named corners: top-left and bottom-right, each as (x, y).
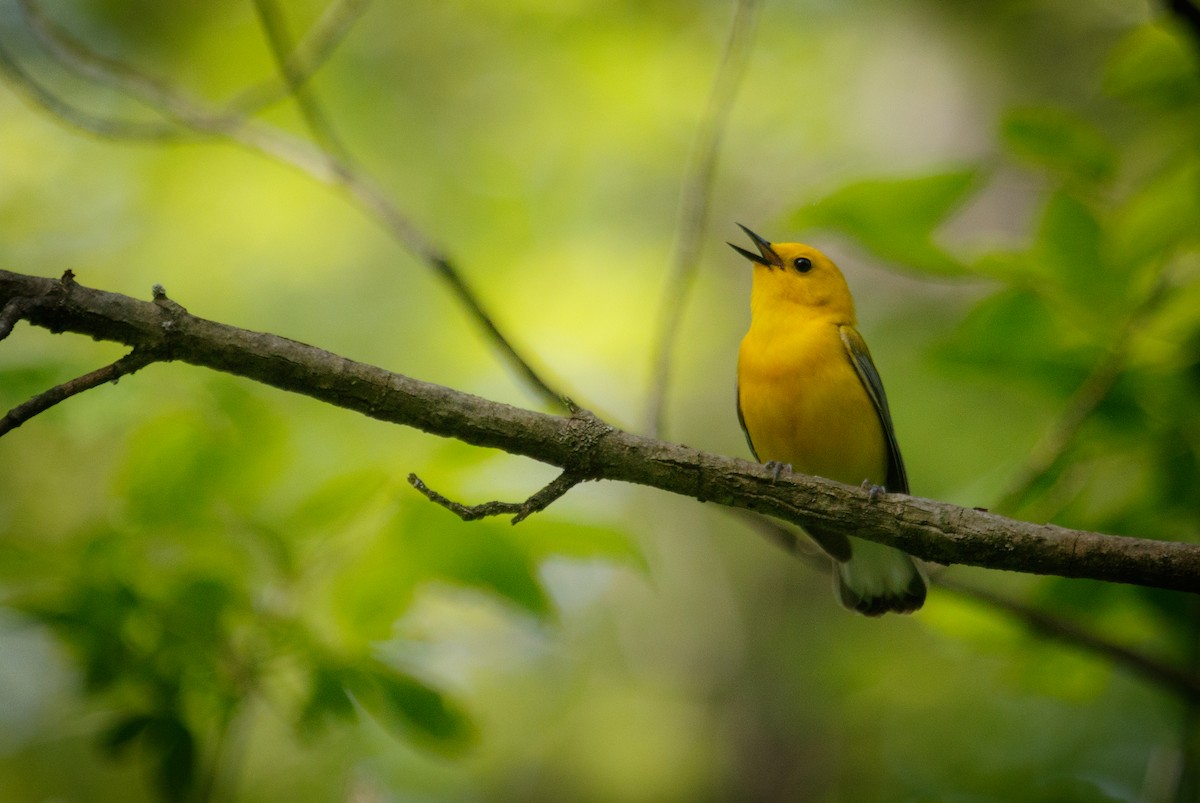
top-left (1, 1), bottom-right (1199, 802)
top-left (792, 170), bottom-right (979, 275)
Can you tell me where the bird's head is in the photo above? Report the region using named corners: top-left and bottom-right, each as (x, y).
top-left (729, 224), bottom-right (855, 318)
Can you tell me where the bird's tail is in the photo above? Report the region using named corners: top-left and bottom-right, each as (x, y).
top-left (834, 537), bottom-right (926, 616)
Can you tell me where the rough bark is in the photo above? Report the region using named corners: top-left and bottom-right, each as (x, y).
top-left (2, 268), bottom-right (1197, 594)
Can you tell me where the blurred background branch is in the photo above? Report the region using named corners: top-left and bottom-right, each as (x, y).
top-left (0, 345), bottom-right (154, 437)
top-left (5, 0), bottom-right (570, 411)
top-left (737, 513), bottom-right (1200, 704)
top-left (993, 271), bottom-right (1173, 515)
top-left (644, 0), bottom-right (760, 438)
top-left (408, 469), bottom-right (583, 525)
top-left (935, 576), bottom-right (1200, 702)
top-left (250, 0), bottom-right (352, 167)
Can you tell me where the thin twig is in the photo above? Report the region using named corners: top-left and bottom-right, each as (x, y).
top-left (227, 0), bottom-right (371, 115)
top-left (19, 0), bottom-right (368, 126)
top-left (645, 0), bottom-right (761, 437)
top-left (936, 575), bottom-right (1200, 703)
top-left (7, 0), bottom-right (569, 411)
top-left (993, 275), bottom-right (1172, 514)
top-left (0, 297), bottom-right (32, 341)
top-left (14, 1), bottom-right (352, 169)
top-left (0, 348), bottom-right (157, 437)
top-left (407, 470), bottom-right (583, 524)
top-left (737, 512), bottom-right (1200, 703)
top-left (0, 35), bottom-right (188, 141)
top-left (251, 0), bottom-right (351, 167)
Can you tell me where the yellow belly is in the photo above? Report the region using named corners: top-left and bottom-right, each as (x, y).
top-left (738, 321), bottom-right (887, 486)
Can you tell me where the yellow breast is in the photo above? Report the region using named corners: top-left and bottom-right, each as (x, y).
top-left (737, 318), bottom-right (887, 486)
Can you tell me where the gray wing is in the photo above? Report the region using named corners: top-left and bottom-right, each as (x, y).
top-left (839, 326), bottom-right (909, 494)
top-left (735, 379), bottom-right (760, 462)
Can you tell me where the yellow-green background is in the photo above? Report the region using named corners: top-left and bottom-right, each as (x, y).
top-left (1, 1), bottom-right (1197, 800)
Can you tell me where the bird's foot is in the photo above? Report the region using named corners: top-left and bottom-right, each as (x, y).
top-left (861, 479), bottom-right (886, 502)
top-left (765, 461), bottom-right (793, 483)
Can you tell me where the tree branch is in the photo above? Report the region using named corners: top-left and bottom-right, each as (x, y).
top-left (994, 274), bottom-right (1172, 514)
top-left (2, 267), bottom-right (1198, 593)
top-left (735, 512), bottom-right (1200, 702)
top-left (408, 470), bottom-right (583, 525)
top-left (227, 0), bottom-right (371, 116)
top-left (935, 575), bottom-right (1200, 702)
top-left (250, 0), bottom-right (352, 167)
top-left (0, 34), bottom-right (187, 141)
top-left (0, 297), bottom-right (33, 341)
top-left (0, 347), bottom-right (157, 437)
top-left (4, 0), bottom-right (570, 412)
top-left (644, 0), bottom-right (761, 437)
top-left (18, 0), bottom-right (367, 132)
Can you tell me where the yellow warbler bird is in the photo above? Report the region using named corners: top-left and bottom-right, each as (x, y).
top-left (730, 225), bottom-right (925, 616)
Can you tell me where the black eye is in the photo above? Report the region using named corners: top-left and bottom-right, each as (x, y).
top-left (793, 257), bottom-right (812, 273)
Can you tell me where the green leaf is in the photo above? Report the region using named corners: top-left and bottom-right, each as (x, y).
top-left (146, 716), bottom-right (196, 803)
top-left (395, 502), bottom-right (554, 619)
top-left (352, 661), bottom-right (476, 755)
top-left (298, 661), bottom-right (359, 734)
top-left (790, 170), bottom-right (978, 275)
top-left (1000, 106), bottom-right (1116, 185)
top-left (936, 288), bottom-right (1091, 390)
top-left (116, 383), bottom-right (285, 527)
top-left (517, 519), bottom-right (647, 572)
top-left (285, 467), bottom-right (392, 534)
top-left (162, 575), bottom-right (238, 652)
top-left (330, 539), bottom-right (420, 644)
top-left (19, 578), bottom-right (143, 692)
top-left (1028, 777), bottom-right (1126, 803)
top-left (98, 712), bottom-right (197, 801)
top-left (1103, 24), bottom-right (1200, 108)
top-left (412, 514), bottom-right (553, 619)
top-left (1111, 158), bottom-right (1200, 269)
top-left (100, 713), bottom-right (155, 758)
top-left (1033, 192), bottom-right (1105, 295)
top-left (0, 364), bottom-right (65, 407)
top-left (332, 501), bottom-right (554, 643)
top-left (117, 409), bottom-right (238, 526)
top-left (975, 191), bottom-right (1121, 321)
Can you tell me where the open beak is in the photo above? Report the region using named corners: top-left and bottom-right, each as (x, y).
top-left (728, 223), bottom-right (783, 267)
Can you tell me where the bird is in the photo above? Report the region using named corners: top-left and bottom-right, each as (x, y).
top-left (730, 224), bottom-right (926, 616)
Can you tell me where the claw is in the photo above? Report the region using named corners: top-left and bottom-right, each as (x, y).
top-left (861, 479), bottom-right (886, 502)
top-left (766, 461), bottom-right (793, 482)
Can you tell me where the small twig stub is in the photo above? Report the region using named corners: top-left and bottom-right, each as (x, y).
top-left (0, 348), bottom-right (157, 437)
top-left (407, 470), bottom-right (582, 525)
